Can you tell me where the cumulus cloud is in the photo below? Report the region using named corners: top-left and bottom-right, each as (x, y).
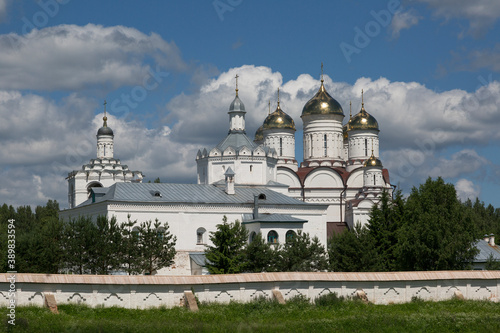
top-left (448, 45), bottom-right (500, 73)
top-left (413, 0), bottom-right (500, 37)
top-left (2, 65), bottom-right (500, 208)
top-left (0, 24), bottom-right (187, 91)
top-left (390, 9), bottom-right (421, 39)
top-left (165, 65), bottom-right (350, 145)
top-left (0, 90), bottom-right (200, 208)
top-left (455, 178), bottom-right (481, 201)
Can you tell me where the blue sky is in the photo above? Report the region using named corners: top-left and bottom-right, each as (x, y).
top-left (1, 0), bottom-right (500, 208)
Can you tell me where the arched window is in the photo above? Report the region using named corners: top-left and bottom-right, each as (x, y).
top-left (373, 174), bottom-right (376, 185)
top-left (286, 230), bottom-right (296, 243)
top-left (196, 227), bottom-right (206, 245)
top-left (324, 134), bottom-right (327, 157)
top-left (365, 138), bottom-right (368, 156)
top-left (279, 137), bottom-right (283, 156)
top-left (267, 230), bottom-right (278, 244)
top-left (249, 231), bottom-right (256, 243)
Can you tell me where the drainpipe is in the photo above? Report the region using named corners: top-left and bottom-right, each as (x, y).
top-left (340, 184), bottom-right (347, 225)
top-left (391, 184), bottom-right (397, 199)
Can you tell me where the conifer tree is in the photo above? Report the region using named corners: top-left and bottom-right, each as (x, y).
top-left (277, 231), bottom-right (328, 272)
top-left (367, 190), bottom-right (404, 271)
top-left (244, 232), bottom-right (276, 272)
top-left (136, 219), bottom-right (177, 275)
top-left (328, 224), bottom-right (378, 272)
top-left (87, 216), bottom-right (122, 274)
top-left (119, 215), bottom-right (142, 275)
top-left (205, 216), bottom-right (249, 274)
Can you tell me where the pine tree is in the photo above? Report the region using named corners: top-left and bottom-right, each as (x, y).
top-left (136, 219), bottom-right (177, 275)
top-left (244, 233), bottom-right (276, 272)
top-left (367, 190), bottom-right (404, 271)
top-left (119, 215), bottom-right (142, 275)
top-left (328, 224), bottom-right (378, 272)
top-left (277, 231), bottom-right (328, 272)
top-left (205, 216), bottom-right (249, 274)
top-left (87, 216), bottom-right (122, 274)
top-left (62, 216), bottom-right (95, 274)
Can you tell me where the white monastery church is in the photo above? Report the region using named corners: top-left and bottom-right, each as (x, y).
top-left (60, 70), bottom-right (393, 275)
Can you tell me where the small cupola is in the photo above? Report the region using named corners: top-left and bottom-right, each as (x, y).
top-left (349, 90), bottom-right (379, 132)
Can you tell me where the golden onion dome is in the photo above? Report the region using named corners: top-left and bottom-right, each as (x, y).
top-left (263, 104), bottom-right (296, 131)
top-left (364, 153), bottom-right (383, 168)
top-left (349, 105), bottom-right (379, 131)
top-left (301, 80), bottom-right (344, 117)
top-left (254, 125), bottom-right (264, 142)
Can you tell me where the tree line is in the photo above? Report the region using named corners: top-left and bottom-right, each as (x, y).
top-left (0, 202), bottom-right (176, 275)
top-left (1, 177), bottom-right (499, 275)
top-left (205, 177), bottom-right (500, 273)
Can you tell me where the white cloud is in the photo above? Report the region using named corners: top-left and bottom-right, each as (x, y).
top-left (390, 9), bottom-right (421, 39)
top-left (450, 45), bottom-right (500, 73)
top-left (413, 0), bottom-right (500, 36)
top-left (455, 178), bottom-right (481, 201)
top-left (0, 24), bottom-right (187, 91)
top-left (2, 65), bottom-right (500, 208)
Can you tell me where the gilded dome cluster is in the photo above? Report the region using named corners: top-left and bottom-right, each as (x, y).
top-left (263, 104), bottom-right (296, 131)
top-left (301, 81), bottom-right (344, 117)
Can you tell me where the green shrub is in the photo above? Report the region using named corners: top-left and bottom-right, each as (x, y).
top-left (315, 292), bottom-right (347, 306)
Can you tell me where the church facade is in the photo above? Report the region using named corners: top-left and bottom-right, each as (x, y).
top-left (60, 70), bottom-right (392, 275)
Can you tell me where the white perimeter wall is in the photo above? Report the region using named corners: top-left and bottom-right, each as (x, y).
top-left (1, 271), bottom-right (499, 309)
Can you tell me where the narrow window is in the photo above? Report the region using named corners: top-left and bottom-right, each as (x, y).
top-left (196, 228), bottom-right (206, 244)
top-left (324, 134), bottom-right (327, 157)
top-left (309, 134), bottom-right (313, 157)
top-left (365, 139), bottom-right (368, 156)
top-left (250, 165), bottom-right (253, 172)
top-left (279, 138), bottom-right (283, 156)
top-left (373, 174), bottom-right (376, 185)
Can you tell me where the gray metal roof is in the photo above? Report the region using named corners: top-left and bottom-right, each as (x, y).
top-left (243, 213), bottom-right (308, 224)
top-left (83, 182), bottom-right (320, 208)
top-left (189, 253), bottom-right (208, 267)
top-left (97, 126), bottom-right (114, 136)
top-left (474, 239), bottom-right (500, 263)
top-left (216, 132), bottom-right (257, 151)
top-left (229, 95), bottom-right (245, 112)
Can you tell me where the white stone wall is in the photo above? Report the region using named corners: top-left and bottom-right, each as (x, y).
top-left (2, 271), bottom-right (499, 309)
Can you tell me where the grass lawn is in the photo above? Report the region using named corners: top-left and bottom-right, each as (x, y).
top-left (2, 296), bottom-right (500, 332)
